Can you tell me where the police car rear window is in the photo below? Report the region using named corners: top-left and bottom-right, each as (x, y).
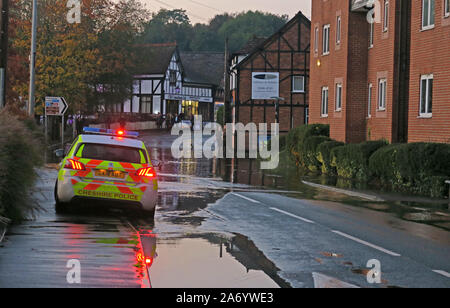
top-left (76, 143), bottom-right (146, 164)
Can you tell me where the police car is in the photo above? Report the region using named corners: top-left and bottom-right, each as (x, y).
top-left (55, 127), bottom-right (158, 217)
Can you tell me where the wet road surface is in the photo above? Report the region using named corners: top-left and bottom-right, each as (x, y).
top-left (0, 130), bottom-right (449, 288)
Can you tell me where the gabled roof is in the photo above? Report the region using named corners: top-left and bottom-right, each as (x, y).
top-left (134, 42), bottom-right (181, 75)
top-left (234, 36), bottom-right (267, 56)
top-left (180, 52), bottom-right (225, 87)
top-left (235, 11), bottom-right (311, 69)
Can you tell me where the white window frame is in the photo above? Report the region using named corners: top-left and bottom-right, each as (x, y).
top-left (378, 79), bottom-right (387, 111)
top-left (422, 0), bottom-right (435, 30)
top-left (445, 0), bottom-right (450, 17)
top-left (335, 83), bottom-right (343, 111)
top-left (336, 16), bottom-right (341, 44)
top-left (314, 26), bottom-right (319, 53)
top-left (368, 83), bottom-right (373, 117)
top-left (419, 74), bottom-right (433, 117)
top-left (323, 24), bottom-right (330, 55)
top-left (383, 0), bottom-right (389, 32)
top-left (321, 87), bottom-right (329, 117)
top-left (292, 76), bottom-right (305, 93)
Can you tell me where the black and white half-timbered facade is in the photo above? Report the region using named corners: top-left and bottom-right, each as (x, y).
top-left (230, 12), bottom-right (311, 133)
top-left (118, 43), bottom-right (223, 122)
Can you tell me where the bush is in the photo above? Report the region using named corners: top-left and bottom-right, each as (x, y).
top-left (369, 142), bottom-right (450, 198)
top-left (331, 140), bottom-right (388, 181)
top-left (303, 136), bottom-right (331, 172)
top-left (286, 124), bottom-right (330, 166)
top-left (317, 140), bottom-right (345, 175)
top-left (216, 106), bottom-right (224, 127)
top-left (0, 111), bottom-right (43, 221)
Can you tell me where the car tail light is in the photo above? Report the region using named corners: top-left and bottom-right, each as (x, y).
top-left (137, 167), bottom-right (156, 178)
top-left (65, 159), bottom-right (86, 171)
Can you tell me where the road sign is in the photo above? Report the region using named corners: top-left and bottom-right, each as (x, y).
top-left (45, 97), bottom-right (68, 116)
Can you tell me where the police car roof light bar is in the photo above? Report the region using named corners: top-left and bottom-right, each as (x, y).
top-left (83, 127), bottom-right (140, 138)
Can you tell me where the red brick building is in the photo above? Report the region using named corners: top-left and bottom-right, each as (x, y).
top-left (230, 12), bottom-right (311, 133)
top-left (408, 0), bottom-right (450, 143)
top-left (309, 0), bottom-right (450, 144)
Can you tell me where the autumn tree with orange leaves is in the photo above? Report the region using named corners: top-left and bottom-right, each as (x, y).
top-left (7, 0), bottom-right (148, 115)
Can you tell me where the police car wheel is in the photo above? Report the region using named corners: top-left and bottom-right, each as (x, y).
top-left (54, 182), bottom-right (68, 213)
top-left (141, 209), bottom-right (155, 220)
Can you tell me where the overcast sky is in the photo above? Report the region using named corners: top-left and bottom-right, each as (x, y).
top-left (141, 0), bottom-right (311, 24)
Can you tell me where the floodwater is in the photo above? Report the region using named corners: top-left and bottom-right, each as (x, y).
top-left (143, 131), bottom-right (450, 232)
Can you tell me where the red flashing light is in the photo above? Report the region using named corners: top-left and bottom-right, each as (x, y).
top-left (65, 159), bottom-right (86, 171)
top-left (145, 258), bottom-right (153, 266)
top-left (117, 130), bottom-right (125, 136)
top-left (137, 167), bottom-right (156, 178)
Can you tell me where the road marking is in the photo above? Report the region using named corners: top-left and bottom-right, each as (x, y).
top-left (269, 207), bottom-right (315, 224)
top-left (432, 270), bottom-right (450, 278)
top-left (331, 230), bottom-right (401, 257)
top-left (231, 193), bottom-right (261, 204)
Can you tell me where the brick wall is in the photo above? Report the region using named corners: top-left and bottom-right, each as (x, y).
top-left (408, 0), bottom-right (450, 143)
top-left (235, 13), bottom-right (310, 133)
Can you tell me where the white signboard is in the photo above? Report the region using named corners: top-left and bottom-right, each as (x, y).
top-left (252, 72), bottom-right (279, 100)
top-left (45, 97), bottom-right (68, 116)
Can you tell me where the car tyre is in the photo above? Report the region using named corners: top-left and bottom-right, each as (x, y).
top-left (54, 182), bottom-right (68, 214)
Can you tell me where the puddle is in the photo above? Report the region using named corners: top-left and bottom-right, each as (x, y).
top-left (146, 235), bottom-right (282, 288)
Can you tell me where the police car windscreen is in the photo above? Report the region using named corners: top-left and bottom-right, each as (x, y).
top-left (80, 144), bottom-right (144, 164)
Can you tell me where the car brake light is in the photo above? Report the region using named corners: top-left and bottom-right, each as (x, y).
top-left (65, 159), bottom-right (86, 171)
top-left (137, 167), bottom-right (156, 178)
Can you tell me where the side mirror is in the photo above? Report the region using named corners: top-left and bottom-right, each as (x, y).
top-left (54, 149), bottom-right (64, 158)
top-left (152, 160), bottom-right (162, 168)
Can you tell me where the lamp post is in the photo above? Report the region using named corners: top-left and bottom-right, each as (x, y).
top-left (270, 96), bottom-right (284, 131)
top-left (28, 0), bottom-right (37, 116)
top-left (0, 0), bottom-right (10, 108)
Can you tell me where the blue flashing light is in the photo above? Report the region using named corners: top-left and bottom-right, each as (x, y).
top-left (83, 127), bottom-right (140, 138)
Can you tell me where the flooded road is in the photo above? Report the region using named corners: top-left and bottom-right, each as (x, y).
top-left (0, 130), bottom-right (449, 288)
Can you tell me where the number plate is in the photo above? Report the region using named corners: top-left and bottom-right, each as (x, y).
top-left (95, 169), bottom-right (125, 179)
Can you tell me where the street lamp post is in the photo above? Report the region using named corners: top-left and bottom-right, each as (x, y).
top-left (270, 96), bottom-right (284, 135)
top-left (28, 0), bottom-right (37, 116)
top-left (0, 0), bottom-right (10, 108)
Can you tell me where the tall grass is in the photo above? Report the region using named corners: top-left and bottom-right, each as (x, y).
top-left (0, 110), bottom-right (43, 221)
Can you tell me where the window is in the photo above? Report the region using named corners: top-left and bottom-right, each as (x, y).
top-left (336, 16), bottom-right (341, 44)
top-left (383, 0), bottom-right (389, 32)
top-left (422, 0), bottom-right (435, 29)
top-left (445, 0), bottom-right (450, 17)
top-left (169, 70), bottom-right (177, 86)
top-left (77, 144), bottom-right (146, 164)
top-left (368, 84), bottom-right (373, 117)
top-left (321, 87), bottom-right (329, 116)
top-left (335, 83), bottom-right (343, 111)
top-left (293, 76), bottom-right (305, 93)
top-left (323, 24), bottom-right (330, 55)
top-left (378, 79), bottom-right (387, 110)
top-left (369, 20), bottom-right (374, 48)
top-left (140, 95), bottom-right (152, 114)
top-left (314, 27), bottom-right (319, 53)
top-left (420, 74), bottom-right (433, 116)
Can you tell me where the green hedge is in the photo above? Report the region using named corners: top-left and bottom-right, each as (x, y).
top-left (286, 124), bottom-right (330, 166)
top-left (303, 136), bottom-right (331, 172)
top-left (0, 111), bottom-right (43, 221)
top-left (331, 140), bottom-right (388, 181)
top-left (317, 140), bottom-right (345, 175)
top-left (369, 143), bottom-right (450, 198)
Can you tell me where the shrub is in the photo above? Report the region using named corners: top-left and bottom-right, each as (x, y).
top-left (331, 140), bottom-right (388, 181)
top-left (303, 136), bottom-right (331, 172)
top-left (0, 111), bottom-right (43, 221)
top-left (286, 124), bottom-right (330, 166)
top-left (317, 140), bottom-right (345, 175)
top-left (369, 142), bottom-right (450, 198)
